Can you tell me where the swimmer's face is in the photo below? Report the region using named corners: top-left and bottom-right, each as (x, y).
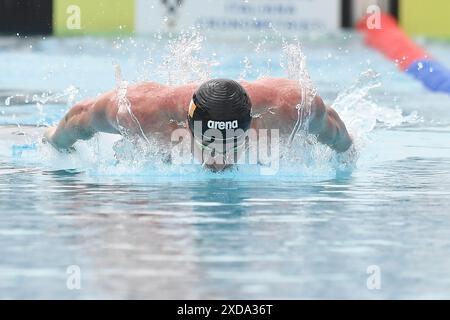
top-left (186, 79), bottom-right (252, 171)
top-left (190, 128), bottom-right (247, 172)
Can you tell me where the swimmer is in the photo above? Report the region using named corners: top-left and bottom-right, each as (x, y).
top-left (44, 78), bottom-right (352, 171)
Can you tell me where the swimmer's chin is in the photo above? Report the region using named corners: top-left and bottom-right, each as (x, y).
top-left (203, 163), bottom-right (235, 173)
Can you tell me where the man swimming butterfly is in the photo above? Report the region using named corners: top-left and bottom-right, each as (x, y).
top-left (44, 78), bottom-right (352, 171)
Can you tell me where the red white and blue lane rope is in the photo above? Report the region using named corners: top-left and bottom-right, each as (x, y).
top-left (358, 13), bottom-right (450, 95)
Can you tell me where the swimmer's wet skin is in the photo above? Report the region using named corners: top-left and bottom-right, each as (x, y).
top-left (43, 77), bottom-right (352, 171)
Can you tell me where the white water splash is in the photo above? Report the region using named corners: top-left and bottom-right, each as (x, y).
top-left (113, 64), bottom-right (171, 166)
top-left (277, 42), bottom-right (420, 172)
top-left (280, 41), bottom-right (317, 143)
top-left (114, 64), bottom-right (149, 141)
top-left (332, 69), bottom-right (420, 137)
top-left (239, 56), bottom-right (252, 80)
top-left (3, 86), bottom-right (79, 129)
top-left (34, 86), bottom-right (78, 107)
top-left (3, 86), bottom-right (78, 107)
top-left (136, 49), bottom-right (155, 83)
top-left (156, 29), bottom-right (218, 85)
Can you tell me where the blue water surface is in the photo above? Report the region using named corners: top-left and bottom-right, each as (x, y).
top-left (1, 33), bottom-right (450, 299)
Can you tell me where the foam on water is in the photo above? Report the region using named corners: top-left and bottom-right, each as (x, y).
top-left (332, 69), bottom-right (421, 135)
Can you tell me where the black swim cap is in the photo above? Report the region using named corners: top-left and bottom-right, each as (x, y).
top-left (187, 79), bottom-right (252, 142)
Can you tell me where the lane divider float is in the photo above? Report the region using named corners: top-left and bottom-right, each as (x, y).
top-left (358, 13), bottom-right (450, 95)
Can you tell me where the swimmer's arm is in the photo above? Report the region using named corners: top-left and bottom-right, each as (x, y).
top-left (244, 78), bottom-right (352, 152)
top-left (44, 92), bottom-right (119, 150)
top-left (307, 96), bottom-right (352, 153)
top-left (44, 81), bottom-right (192, 150)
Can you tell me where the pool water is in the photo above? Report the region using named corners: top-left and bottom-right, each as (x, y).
top-left (1, 33), bottom-right (450, 299)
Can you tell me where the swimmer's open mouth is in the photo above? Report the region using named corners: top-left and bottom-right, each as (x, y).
top-left (196, 135), bottom-right (248, 173)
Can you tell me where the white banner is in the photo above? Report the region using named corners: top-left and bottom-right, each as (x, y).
top-left (136, 0), bottom-right (341, 35)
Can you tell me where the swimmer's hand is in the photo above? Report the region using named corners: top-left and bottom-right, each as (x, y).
top-left (42, 126), bottom-right (56, 146)
top-left (42, 127), bottom-right (76, 153)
